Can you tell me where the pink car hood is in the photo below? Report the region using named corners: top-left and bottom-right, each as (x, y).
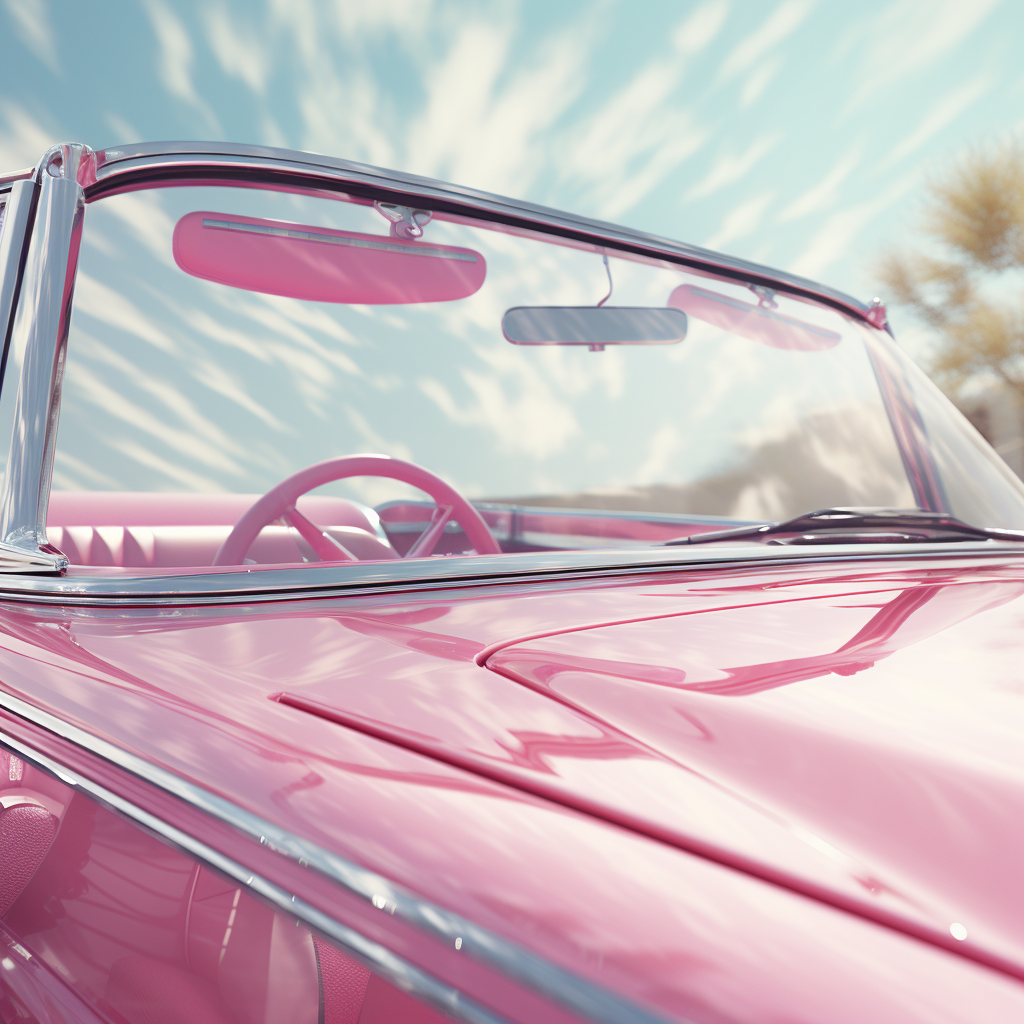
top-left (1, 554), bottom-right (1024, 987)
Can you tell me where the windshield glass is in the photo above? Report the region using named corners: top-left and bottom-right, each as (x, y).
top-left (25, 178), bottom-right (1024, 570)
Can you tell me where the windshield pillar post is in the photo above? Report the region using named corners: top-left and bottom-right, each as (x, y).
top-left (0, 144), bottom-right (90, 574)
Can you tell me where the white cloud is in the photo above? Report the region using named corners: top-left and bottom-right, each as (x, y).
top-left (456, 31), bottom-right (589, 196)
top-left (330, 0), bottom-right (435, 41)
top-left (104, 113), bottom-right (140, 146)
top-left (52, 450), bottom-right (119, 490)
top-left (173, 307), bottom-right (273, 364)
top-left (282, 0), bottom-right (445, 168)
top-left (345, 407), bottom-right (412, 461)
top-left (419, 357), bottom-right (581, 461)
top-left (290, 0), bottom-right (709, 220)
top-left (785, 170), bottom-right (917, 282)
top-left (268, 0), bottom-right (320, 64)
top-left (3, 0), bottom-right (57, 72)
top-left (194, 290), bottom-right (360, 416)
top-left (75, 331), bottom-right (264, 473)
top-left (560, 40), bottom-right (709, 219)
top-left (599, 126), bottom-right (707, 220)
top-left (718, 0), bottom-right (813, 81)
top-left (787, 203), bottom-right (878, 280)
top-left (844, 0), bottom-right (1001, 113)
top-left (778, 148), bottom-right (861, 222)
top-left (73, 274), bottom-right (178, 353)
top-left (270, 0), bottom-right (433, 70)
top-left (882, 75), bottom-right (991, 167)
top-left (401, 18), bottom-right (589, 198)
top-left (261, 115), bottom-right (288, 150)
top-left (204, 3), bottom-right (271, 95)
top-left (0, 105), bottom-right (54, 171)
top-left (108, 436), bottom-right (228, 492)
top-left (740, 57), bottom-right (781, 107)
top-left (684, 135), bottom-right (778, 201)
top-left (704, 193), bottom-right (774, 251)
top-left (69, 359), bottom-right (245, 478)
top-left (299, 66), bottom-right (396, 168)
top-left (98, 190), bottom-right (176, 266)
top-left (672, 0), bottom-right (730, 55)
top-left (405, 21), bottom-right (513, 181)
top-left (144, 0), bottom-right (220, 132)
top-left (192, 356), bottom-right (289, 432)
top-left (635, 423), bottom-right (683, 485)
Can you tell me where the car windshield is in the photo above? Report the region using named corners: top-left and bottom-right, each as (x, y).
top-left (11, 178), bottom-right (1024, 571)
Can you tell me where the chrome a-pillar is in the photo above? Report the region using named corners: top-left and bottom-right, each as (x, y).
top-left (0, 144), bottom-right (91, 574)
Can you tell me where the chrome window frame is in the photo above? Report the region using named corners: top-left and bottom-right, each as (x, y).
top-left (0, 176), bottom-right (37, 421)
top-left (0, 144), bottom-right (87, 574)
top-left (0, 139), bottom-right (993, 601)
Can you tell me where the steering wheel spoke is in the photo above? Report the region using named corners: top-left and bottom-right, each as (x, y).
top-left (404, 504), bottom-right (453, 559)
top-left (283, 505), bottom-right (356, 562)
top-left (213, 455), bottom-right (500, 567)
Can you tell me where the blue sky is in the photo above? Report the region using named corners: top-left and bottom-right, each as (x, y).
top-left (2, 0), bottom-right (1023, 339)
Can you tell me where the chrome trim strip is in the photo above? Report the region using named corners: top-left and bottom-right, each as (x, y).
top-left (0, 167), bottom-right (34, 188)
top-left (0, 727), bottom-right (509, 1024)
top-left (0, 146), bottom-right (90, 574)
top-left (380, 499), bottom-right (765, 536)
top-left (203, 217), bottom-right (478, 261)
top-left (0, 541), bottom-right (1017, 605)
top-left (0, 696), bottom-right (676, 1024)
top-left (0, 180), bottom-right (37, 382)
top-left (87, 141), bottom-right (874, 325)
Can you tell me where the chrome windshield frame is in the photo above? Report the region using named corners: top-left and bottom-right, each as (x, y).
top-left (0, 144), bottom-right (89, 574)
top-left (86, 141), bottom-right (879, 324)
top-left (0, 178), bottom-right (37, 398)
top-left (0, 140), bottom-right (933, 592)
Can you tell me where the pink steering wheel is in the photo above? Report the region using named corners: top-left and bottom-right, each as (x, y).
top-left (213, 454), bottom-right (501, 566)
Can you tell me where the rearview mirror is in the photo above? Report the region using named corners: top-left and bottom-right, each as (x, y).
top-left (503, 306), bottom-right (687, 350)
top-left (173, 212), bottom-right (487, 304)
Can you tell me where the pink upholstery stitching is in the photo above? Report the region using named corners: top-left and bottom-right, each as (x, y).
top-left (313, 936), bottom-right (370, 1024)
top-left (0, 802), bottom-right (57, 917)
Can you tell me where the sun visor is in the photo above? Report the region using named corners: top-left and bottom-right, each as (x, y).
top-left (173, 212), bottom-right (486, 304)
top-left (667, 284), bottom-right (841, 351)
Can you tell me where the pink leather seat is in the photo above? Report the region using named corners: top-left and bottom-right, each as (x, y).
top-left (102, 908), bottom-right (376, 1024)
top-left (313, 936), bottom-right (371, 1024)
top-left (1, 754), bottom-right (460, 1024)
top-left (46, 492), bottom-right (398, 568)
top-left (106, 956), bottom-right (236, 1024)
top-left (47, 492), bottom-right (378, 530)
top-left (312, 937), bottom-right (451, 1024)
top-left (0, 752), bottom-right (58, 919)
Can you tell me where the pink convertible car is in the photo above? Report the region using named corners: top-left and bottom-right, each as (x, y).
top-left (1, 142), bottom-right (1023, 1023)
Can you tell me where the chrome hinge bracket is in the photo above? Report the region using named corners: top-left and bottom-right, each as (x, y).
top-left (374, 201), bottom-right (433, 240)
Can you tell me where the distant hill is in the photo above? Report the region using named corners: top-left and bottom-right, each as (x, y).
top-left (484, 406), bottom-right (913, 521)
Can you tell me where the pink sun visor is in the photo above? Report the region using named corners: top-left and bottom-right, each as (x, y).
top-left (667, 284), bottom-right (841, 351)
top-left (172, 212), bottom-right (487, 304)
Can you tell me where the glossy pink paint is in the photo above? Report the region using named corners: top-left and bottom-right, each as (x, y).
top-left (2, 555), bottom-right (1024, 1020)
top-left (0, 751), bottom-right (461, 1024)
